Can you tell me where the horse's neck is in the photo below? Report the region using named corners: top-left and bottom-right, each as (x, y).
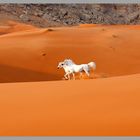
top-left (63, 65), bottom-right (70, 72)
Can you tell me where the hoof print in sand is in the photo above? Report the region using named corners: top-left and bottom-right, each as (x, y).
top-left (42, 53), bottom-right (46, 56)
top-left (47, 28), bottom-right (54, 31)
top-left (112, 34), bottom-right (118, 38)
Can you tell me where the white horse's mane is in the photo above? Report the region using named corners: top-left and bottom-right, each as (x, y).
top-left (63, 59), bottom-right (75, 65)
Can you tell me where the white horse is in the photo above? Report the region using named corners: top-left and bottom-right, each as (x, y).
top-left (57, 59), bottom-right (96, 80)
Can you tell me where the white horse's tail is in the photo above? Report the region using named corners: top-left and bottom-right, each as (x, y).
top-left (88, 62), bottom-right (96, 70)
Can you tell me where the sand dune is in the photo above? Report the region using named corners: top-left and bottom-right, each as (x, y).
top-left (0, 22), bottom-right (139, 82)
top-left (0, 21), bottom-right (140, 136)
top-left (0, 74), bottom-right (140, 136)
top-left (0, 21), bottom-right (36, 35)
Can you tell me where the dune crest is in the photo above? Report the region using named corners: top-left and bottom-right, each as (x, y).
top-left (0, 20), bottom-right (37, 35)
top-left (79, 24), bottom-right (99, 27)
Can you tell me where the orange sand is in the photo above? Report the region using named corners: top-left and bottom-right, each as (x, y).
top-left (0, 74), bottom-right (140, 136)
top-left (0, 22), bottom-right (140, 82)
top-left (0, 21), bottom-right (140, 136)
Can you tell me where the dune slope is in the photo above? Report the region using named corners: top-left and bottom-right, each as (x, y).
top-left (0, 22), bottom-right (139, 82)
top-left (0, 74), bottom-right (140, 136)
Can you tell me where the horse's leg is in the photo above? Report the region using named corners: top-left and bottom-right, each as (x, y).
top-left (67, 73), bottom-right (71, 80)
top-left (65, 72), bottom-right (71, 80)
top-left (64, 73), bottom-right (68, 80)
top-left (83, 68), bottom-right (90, 77)
top-left (72, 73), bottom-right (75, 80)
top-left (80, 72), bottom-right (83, 79)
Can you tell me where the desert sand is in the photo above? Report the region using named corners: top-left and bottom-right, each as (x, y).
top-left (0, 21), bottom-right (140, 136)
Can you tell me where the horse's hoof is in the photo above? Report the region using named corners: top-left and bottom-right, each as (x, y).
top-left (65, 78), bottom-right (69, 80)
top-left (62, 77), bottom-right (67, 80)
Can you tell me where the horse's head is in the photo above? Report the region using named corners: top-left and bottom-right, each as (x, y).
top-left (57, 62), bottom-right (65, 69)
